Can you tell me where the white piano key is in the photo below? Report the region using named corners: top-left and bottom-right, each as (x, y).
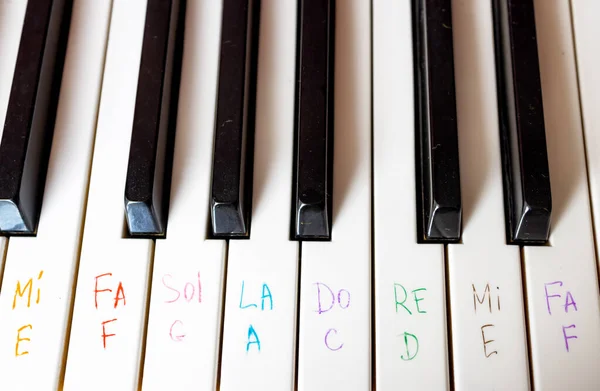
top-left (448, 0), bottom-right (530, 389)
top-left (521, 1), bottom-right (600, 388)
top-left (0, 1), bottom-right (112, 389)
top-left (296, 1), bottom-right (371, 389)
top-left (573, 1), bottom-right (600, 257)
top-left (140, 2), bottom-right (227, 390)
top-left (62, 1), bottom-right (154, 389)
top-left (372, 0), bottom-right (449, 389)
top-left (219, 1), bottom-right (298, 389)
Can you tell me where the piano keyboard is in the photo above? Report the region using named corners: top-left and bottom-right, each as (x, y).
top-left (1, 0), bottom-right (600, 390)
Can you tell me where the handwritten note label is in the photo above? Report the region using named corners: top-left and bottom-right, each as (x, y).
top-left (393, 283), bottom-right (427, 361)
top-left (313, 282), bottom-right (351, 351)
top-left (399, 332), bottom-right (419, 361)
top-left (93, 273), bottom-right (127, 348)
top-left (544, 281), bottom-right (579, 352)
top-left (163, 272), bottom-right (202, 304)
top-left (161, 272), bottom-right (203, 342)
top-left (12, 270), bottom-right (44, 357)
top-left (238, 280), bottom-right (273, 352)
top-left (315, 282), bottom-right (350, 314)
top-left (472, 283), bottom-right (500, 358)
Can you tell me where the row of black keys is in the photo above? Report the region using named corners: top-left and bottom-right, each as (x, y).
top-left (0, 0), bottom-right (551, 245)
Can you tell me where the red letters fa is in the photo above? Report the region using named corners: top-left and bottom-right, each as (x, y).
top-left (94, 273), bottom-right (127, 309)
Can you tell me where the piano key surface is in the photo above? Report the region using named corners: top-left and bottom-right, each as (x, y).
top-left (573, 0), bottom-right (600, 267)
top-left (141, 1), bottom-right (226, 389)
top-left (0, 0), bottom-right (598, 389)
top-left (209, 0), bottom-right (259, 238)
top-left (62, 1), bottom-right (154, 389)
top-left (0, 1), bottom-right (111, 389)
top-left (414, 0), bottom-right (462, 243)
top-left (124, 0), bottom-right (182, 237)
top-left (0, 0), bottom-right (71, 234)
top-left (373, 0), bottom-right (449, 388)
top-left (522, 0), bottom-right (600, 388)
top-left (296, 0), bottom-right (371, 389)
top-left (291, 0), bottom-right (335, 241)
top-left (493, 0), bottom-right (552, 245)
top-left (0, 0), bottom-right (26, 280)
top-left (219, 1), bottom-right (298, 389)
top-left (449, 0), bottom-right (529, 388)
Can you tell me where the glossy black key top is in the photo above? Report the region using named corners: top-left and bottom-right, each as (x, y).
top-left (124, 0), bottom-right (183, 237)
top-left (291, 0), bottom-right (335, 241)
top-left (492, 0), bottom-right (551, 244)
top-left (210, 0), bottom-right (260, 238)
top-left (0, 0), bottom-right (71, 235)
top-left (413, 0), bottom-right (462, 243)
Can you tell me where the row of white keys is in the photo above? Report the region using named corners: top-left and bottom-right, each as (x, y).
top-left (372, 0), bottom-right (449, 389)
top-left (297, 1), bottom-right (371, 390)
top-left (219, 1), bottom-right (298, 390)
top-left (523, 1), bottom-right (600, 389)
top-left (448, 1), bottom-right (530, 389)
top-left (0, 1), bottom-right (113, 389)
top-left (141, 1), bottom-right (227, 389)
top-left (0, 0), bottom-right (26, 282)
top-left (63, 1), bottom-right (154, 389)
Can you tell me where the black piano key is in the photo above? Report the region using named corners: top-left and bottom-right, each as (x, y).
top-left (0, 0), bottom-right (72, 235)
top-left (209, 0), bottom-right (260, 238)
top-left (124, 0), bottom-right (184, 237)
top-left (413, 0), bottom-right (462, 243)
top-left (291, 0), bottom-right (335, 241)
top-left (492, 0), bottom-right (551, 244)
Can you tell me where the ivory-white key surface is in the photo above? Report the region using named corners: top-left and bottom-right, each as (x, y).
top-left (0, 1), bottom-right (112, 389)
top-left (448, 0), bottom-right (530, 389)
top-left (296, 1), bottom-right (371, 390)
top-left (63, 1), bottom-right (154, 389)
top-left (573, 0), bottom-right (600, 265)
top-left (219, 1), bottom-right (298, 390)
top-left (0, 0), bottom-right (26, 282)
top-left (140, 2), bottom-right (226, 390)
top-left (521, 1), bottom-right (600, 389)
top-left (372, 1), bottom-right (449, 389)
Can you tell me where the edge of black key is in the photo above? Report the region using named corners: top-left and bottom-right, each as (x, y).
top-left (492, 0), bottom-right (552, 245)
top-left (124, 0), bottom-right (184, 238)
top-left (0, 0), bottom-right (73, 236)
top-left (413, 0), bottom-right (462, 243)
top-left (209, 0), bottom-right (260, 239)
top-left (290, 0), bottom-right (335, 242)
